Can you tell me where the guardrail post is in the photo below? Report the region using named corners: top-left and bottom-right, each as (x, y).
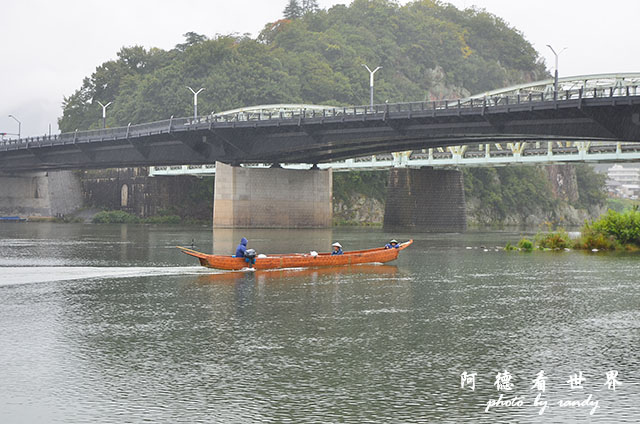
top-left (126, 122), bottom-right (131, 138)
top-left (168, 115), bottom-right (174, 134)
top-left (73, 129), bottom-right (78, 143)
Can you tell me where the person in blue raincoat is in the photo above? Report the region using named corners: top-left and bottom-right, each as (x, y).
top-left (235, 237), bottom-right (248, 257)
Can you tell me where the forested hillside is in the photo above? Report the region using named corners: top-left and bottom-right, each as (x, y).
top-left (59, 0), bottom-right (546, 131)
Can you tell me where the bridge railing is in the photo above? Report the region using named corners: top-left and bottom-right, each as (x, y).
top-left (1, 84), bottom-right (638, 150)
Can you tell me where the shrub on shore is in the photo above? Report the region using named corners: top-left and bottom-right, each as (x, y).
top-left (574, 208), bottom-right (640, 250)
top-left (517, 238), bottom-right (533, 251)
top-left (92, 210), bottom-right (183, 224)
top-left (535, 227), bottom-right (571, 250)
top-left (93, 210), bottom-right (140, 224)
top-left (507, 208), bottom-right (640, 252)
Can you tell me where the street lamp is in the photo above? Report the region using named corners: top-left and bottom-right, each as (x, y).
top-left (546, 45), bottom-right (567, 95)
top-left (187, 86), bottom-right (205, 119)
top-left (8, 114), bottom-right (21, 139)
top-left (97, 101), bottom-right (112, 129)
top-left (362, 64), bottom-right (382, 110)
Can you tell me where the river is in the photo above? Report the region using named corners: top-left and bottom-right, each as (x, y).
top-left (1, 223), bottom-right (638, 423)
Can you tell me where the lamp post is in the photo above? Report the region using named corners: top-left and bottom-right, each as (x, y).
top-left (546, 45), bottom-right (567, 95)
top-left (187, 86), bottom-right (205, 119)
top-left (362, 64), bottom-right (381, 110)
top-left (8, 114), bottom-right (21, 139)
top-left (97, 101), bottom-right (112, 129)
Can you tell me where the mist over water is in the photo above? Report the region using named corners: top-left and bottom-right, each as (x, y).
top-left (1, 223), bottom-right (639, 423)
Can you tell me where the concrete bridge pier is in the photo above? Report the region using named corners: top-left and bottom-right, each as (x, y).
top-left (383, 167), bottom-right (467, 232)
top-left (213, 162), bottom-right (332, 228)
top-left (0, 171), bottom-right (83, 218)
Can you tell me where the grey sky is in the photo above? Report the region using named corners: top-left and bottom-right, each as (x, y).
top-left (1, 0), bottom-right (638, 137)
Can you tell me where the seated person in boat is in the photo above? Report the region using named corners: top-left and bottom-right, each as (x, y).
top-left (235, 237), bottom-right (257, 266)
top-left (235, 237), bottom-right (248, 257)
top-left (331, 242), bottom-right (343, 255)
top-left (385, 239), bottom-right (399, 249)
top-left (244, 249), bottom-right (257, 266)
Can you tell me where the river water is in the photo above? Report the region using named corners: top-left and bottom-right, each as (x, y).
top-left (1, 223), bottom-right (639, 423)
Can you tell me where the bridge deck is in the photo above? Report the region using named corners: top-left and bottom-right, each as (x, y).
top-left (1, 80), bottom-right (640, 172)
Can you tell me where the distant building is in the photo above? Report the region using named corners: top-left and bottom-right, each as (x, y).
top-left (607, 165), bottom-right (640, 199)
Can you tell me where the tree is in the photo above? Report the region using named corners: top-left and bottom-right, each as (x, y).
top-left (176, 32), bottom-right (208, 51)
top-left (302, 0), bottom-right (319, 14)
top-left (283, 0), bottom-right (302, 19)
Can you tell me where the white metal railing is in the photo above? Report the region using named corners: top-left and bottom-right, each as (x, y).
top-left (148, 141), bottom-right (640, 176)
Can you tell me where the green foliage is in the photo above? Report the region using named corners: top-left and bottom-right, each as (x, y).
top-left (143, 214), bottom-right (182, 224)
top-left (506, 209), bottom-right (640, 251)
top-left (302, 0), bottom-right (320, 14)
top-left (176, 32), bottom-right (208, 51)
top-left (463, 166), bottom-right (556, 221)
top-left (573, 230), bottom-right (618, 251)
top-left (571, 208), bottom-right (640, 250)
top-left (587, 208), bottom-right (640, 246)
top-left (93, 210), bottom-right (140, 224)
top-left (92, 210), bottom-right (183, 224)
top-left (606, 197), bottom-right (640, 213)
top-left (284, 0), bottom-right (303, 19)
top-left (333, 171), bottom-right (388, 204)
top-left (517, 238), bottom-right (533, 251)
top-left (59, 0), bottom-right (546, 132)
top-left (535, 228), bottom-right (571, 249)
top-left (574, 164), bottom-right (606, 209)
top-left (504, 242), bottom-right (516, 251)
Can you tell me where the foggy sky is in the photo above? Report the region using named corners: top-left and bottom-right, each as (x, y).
top-left (1, 0), bottom-right (638, 138)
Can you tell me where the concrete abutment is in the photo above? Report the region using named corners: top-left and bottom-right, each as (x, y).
top-left (0, 171), bottom-right (83, 218)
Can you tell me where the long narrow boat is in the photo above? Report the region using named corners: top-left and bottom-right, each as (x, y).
top-left (177, 240), bottom-right (413, 271)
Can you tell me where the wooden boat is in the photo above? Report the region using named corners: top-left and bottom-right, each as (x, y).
top-left (177, 240), bottom-right (413, 271)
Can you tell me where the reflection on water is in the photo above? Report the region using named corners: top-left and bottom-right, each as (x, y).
top-left (0, 223), bottom-right (639, 423)
top-left (196, 264), bottom-right (399, 285)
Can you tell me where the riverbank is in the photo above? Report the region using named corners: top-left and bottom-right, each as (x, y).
top-left (508, 208), bottom-right (640, 252)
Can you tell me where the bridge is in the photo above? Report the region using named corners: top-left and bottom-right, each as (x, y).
top-left (1, 73), bottom-right (639, 172)
top-left (2, 73), bottom-right (640, 230)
